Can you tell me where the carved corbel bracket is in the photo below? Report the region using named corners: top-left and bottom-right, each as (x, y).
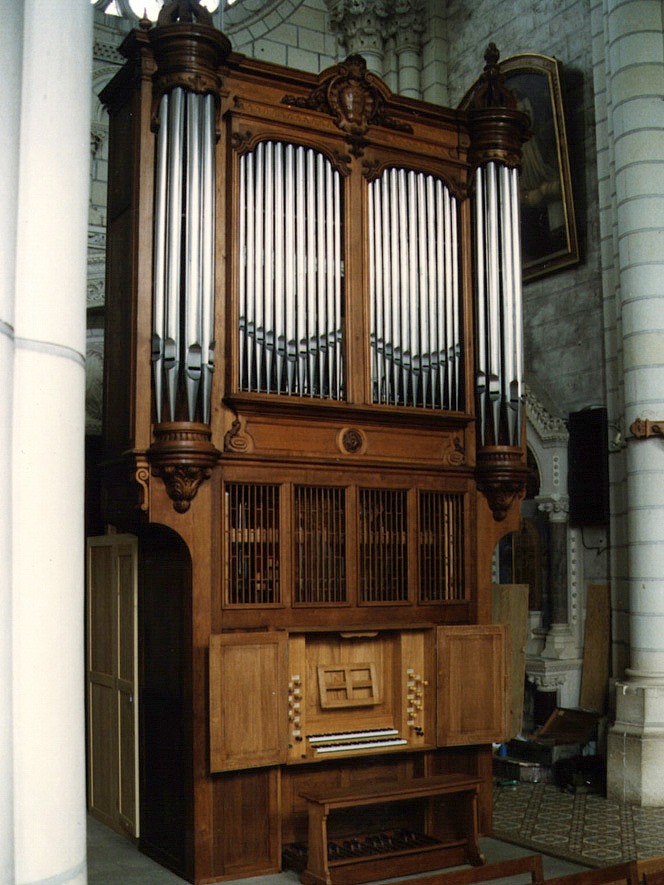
top-left (630, 418), bottom-right (664, 440)
top-left (476, 447), bottom-right (529, 521)
top-left (149, 422), bottom-right (221, 513)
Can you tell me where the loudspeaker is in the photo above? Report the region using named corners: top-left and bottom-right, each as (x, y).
top-left (568, 408), bottom-right (609, 526)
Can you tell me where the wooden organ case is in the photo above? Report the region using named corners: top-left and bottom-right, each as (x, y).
top-left (99, 4), bottom-right (529, 883)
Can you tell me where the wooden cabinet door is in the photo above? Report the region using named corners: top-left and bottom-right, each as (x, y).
top-left (209, 631), bottom-right (288, 771)
top-left (87, 534), bottom-right (139, 837)
top-left (436, 625), bottom-right (508, 747)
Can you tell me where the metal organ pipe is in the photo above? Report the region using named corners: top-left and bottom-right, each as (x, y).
top-left (368, 169), bottom-right (463, 411)
top-left (238, 141), bottom-right (344, 399)
top-left (152, 86), bottom-right (218, 424)
top-left (473, 160), bottom-right (524, 446)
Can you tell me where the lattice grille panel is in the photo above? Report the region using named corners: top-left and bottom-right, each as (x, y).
top-left (359, 488), bottom-right (408, 603)
top-left (419, 491), bottom-right (465, 601)
top-left (294, 486), bottom-right (346, 604)
top-left (225, 483), bottom-right (280, 605)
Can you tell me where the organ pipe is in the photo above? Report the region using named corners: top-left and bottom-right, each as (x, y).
top-left (473, 159), bottom-right (524, 446)
top-left (368, 169), bottom-right (462, 411)
top-left (152, 86), bottom-right (218, 424)
top-left (238, 141), bottom-right (345, 399)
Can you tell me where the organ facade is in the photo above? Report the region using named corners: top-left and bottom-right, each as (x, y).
top-left (95, 2), bottom-right (530, 881)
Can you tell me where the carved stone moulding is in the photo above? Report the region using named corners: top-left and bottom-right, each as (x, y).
top-left (476, 446), bottom-right (529, 521)
top-left (149, 421), bottom-right (221, 512)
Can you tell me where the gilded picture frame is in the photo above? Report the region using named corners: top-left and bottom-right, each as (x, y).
top-left (498, 53), bottom-right (580, 282)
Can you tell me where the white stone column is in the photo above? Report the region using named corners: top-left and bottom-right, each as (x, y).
top-left (394, 3), bottom-right (425, 98)
top-left (599, 0), bottom-right (664, 805)
top-left (327, 0), bottom-right (387, 76)
top-left (0, 1), bottom-right (22, 879)
top-left (11, 1), bottom-right (92, 881)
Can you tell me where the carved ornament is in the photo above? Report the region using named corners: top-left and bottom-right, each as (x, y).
top-left (134, 455), bottom-right (150, 512)
top-left (630, 418), bottom-right (664, 440)
top-left (149, 422), bottom-right (221, 512)
top-left (282, 55), bottom-right (412, 158)
top-left (337, 427), bottom-right (367, 455)
top-left (224, 416), bottom-right (254, 453)
top-left (476, 447), bottom-right (529, 521)
top-left (441, 434), bottom-right (465, 466)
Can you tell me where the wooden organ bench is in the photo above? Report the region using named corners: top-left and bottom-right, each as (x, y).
top-left (294, 774), bottom-right (484, 885)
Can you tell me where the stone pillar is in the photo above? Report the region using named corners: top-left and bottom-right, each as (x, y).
top-left (600, 0), bottom-right (664, 805)
top-left (10, 1), bottom-right (92, 880)
top-left (526, 495), bottom-right (582, 709)
top-left (394, 1), bottom-right (425, 98)
top-left (539, 496), bottom-right (577, 661)
top-left (0, 1), bottom-right (22, 879)
top-left (327, 0), bottom-right (387, 76)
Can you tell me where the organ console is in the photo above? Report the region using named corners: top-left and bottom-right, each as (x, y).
top-left (98, 3), bottom-right (530, 883)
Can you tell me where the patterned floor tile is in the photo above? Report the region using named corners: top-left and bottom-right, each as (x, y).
top-left (494, 781), bottom-right (664, 868)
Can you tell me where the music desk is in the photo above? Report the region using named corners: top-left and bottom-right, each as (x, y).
top-left (298, 773), bottom-right (485, 885)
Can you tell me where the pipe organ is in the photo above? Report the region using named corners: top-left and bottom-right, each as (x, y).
top-left (99, 4), bottom-right (529, 884)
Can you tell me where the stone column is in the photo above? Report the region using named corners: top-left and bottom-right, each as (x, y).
top-left (526, 495), bottom-right (582, 709)
top-left (11, 1), bottom-right (92, 880)
top-left (539, 498), bottom-right (577, 661)
top-left (0, 1), bottom-right (22, 879)
top-left (327, 0), bottom-right (388, 76)
top-left (598, 0), bottom-right (664, 805)
top-left (393, 1), bottom-right (425, 98)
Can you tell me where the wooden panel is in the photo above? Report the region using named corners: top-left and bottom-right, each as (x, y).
top-left (436, 625), bottom-right (507, 746)
top-left (86, 535), bottom-right (138, 837)
top-left (117, 543), bottom-right (138, 837)
top-left (88, 680), bottom-right (117, 827)
top-left (212, 768), bottom-right (281, 876)
top-left (209, 631), bottom-right (288, 771)
top-left (492, 584), bottom-right (528, 739)
top-left (88, 545), bottom-right (114, 676)
top-left (580, 583), bottom-right (610, 713)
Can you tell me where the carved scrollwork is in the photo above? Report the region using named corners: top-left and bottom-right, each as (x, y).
top-left (149, 422), bottom-right (220, 512)
top-left (282, 55), bottom-right (412, 158)
top-left (441, 434), bottom-right (465, 466)
top-left (224, 416), bottom-right (254, 453)
top-left (134, 455), bottom-right (150, 512)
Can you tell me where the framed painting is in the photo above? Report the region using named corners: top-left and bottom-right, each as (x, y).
top-left (498, 53), bottom-right (580, 282)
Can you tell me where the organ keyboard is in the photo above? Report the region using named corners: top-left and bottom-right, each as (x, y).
top-left (309, 729), bottom-right (408, 754)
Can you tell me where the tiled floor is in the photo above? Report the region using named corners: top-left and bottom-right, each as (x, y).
top-left (493, 782), bottom-right (664, 868)
top-left (87, 812), bottom-right (588, 885)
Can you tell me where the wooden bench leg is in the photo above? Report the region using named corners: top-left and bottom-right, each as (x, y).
top-left (302, 803), bottom-right (332, 885)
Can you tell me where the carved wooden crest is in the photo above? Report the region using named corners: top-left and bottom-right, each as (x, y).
top-left (282, 55), bottom-right (412, 157)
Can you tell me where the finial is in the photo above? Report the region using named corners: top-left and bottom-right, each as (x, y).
top-left (466, 43), bottom-right (517, 110)
top-left (157, 0), bottom-right (214, 27)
